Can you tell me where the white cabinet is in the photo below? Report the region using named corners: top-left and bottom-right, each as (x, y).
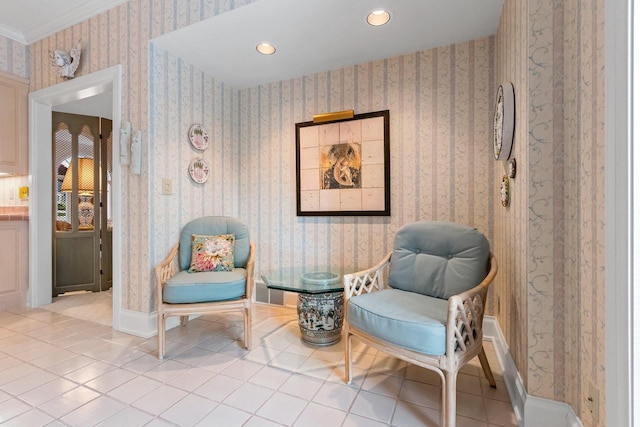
top-left (0, 221), bottom-right (28, 310)
top-left (0, 71), bottom-right (28, 174)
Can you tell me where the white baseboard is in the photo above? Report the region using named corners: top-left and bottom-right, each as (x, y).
top-left (117, 309), bottom-right (186, 338)
top-left (524, 395), bottom-right (584, 427)
top-left (483, 316), bottom-right (583, 427)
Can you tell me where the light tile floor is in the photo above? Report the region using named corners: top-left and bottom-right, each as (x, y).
top-left (0, 302), bottom-right (517, 427)
top-left (40, 290), bottom-right (113, 327)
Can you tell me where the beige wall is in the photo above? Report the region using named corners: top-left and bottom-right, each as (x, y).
top-left (28, 0), bottom-right (255, 312)
top-left (150, 38), bottom-right (497, 305)
top-left (493, 0), bottom-right (530, 391)
top-left (494, 0), bottom-right (605, 424)
top-left (0, 35), bottom-right (28, 79)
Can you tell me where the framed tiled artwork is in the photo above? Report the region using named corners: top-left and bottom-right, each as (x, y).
top-left (295, 110), bottom-right (390, 216)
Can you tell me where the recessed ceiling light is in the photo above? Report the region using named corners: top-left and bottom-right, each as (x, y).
top-left (256, 43), bottom-right (276, 55)
top-left (367, 9), bottom-right (391, 26)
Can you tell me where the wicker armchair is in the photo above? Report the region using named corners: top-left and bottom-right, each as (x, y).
top-left (154, 216), bottom-right (254, 359)
top-left (343, 221), bottom-right (497, 427)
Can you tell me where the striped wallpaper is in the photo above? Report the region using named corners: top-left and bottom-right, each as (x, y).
top-left (150, 38), bottom-right (497, 305)
top-left (493, 0), bottom-right (529, 394)
top-left (495, 0), bottom-right (606, 423)
top-left (23, 1), bottom-right (606, 423)
top-left (0, 35), bottom-right (29, 79)
top-left (29, 0), bottom-right (256, 312)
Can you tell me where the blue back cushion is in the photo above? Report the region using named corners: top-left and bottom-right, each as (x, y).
top-left (388, 221), bottom-right (490, 299)
top-left (179, 216), bottom-right (251, 271)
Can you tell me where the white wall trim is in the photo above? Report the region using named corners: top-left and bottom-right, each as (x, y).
top-left (118, 309), bottom-right (159, 338)
top-left (0, 23), bottom-right (26, 44)
top-left (18, 0), bottom-right (129, 44)
top-left (604, 0), bottom-right (634, 426)
top-left (118, 309), bottom-right (192, 339)
top-left (28, 65), bottom-right (123, 331)
top-left (524, 396), bottom-right (583, 427)
top-left (484, 316), bottom-right (583, 427)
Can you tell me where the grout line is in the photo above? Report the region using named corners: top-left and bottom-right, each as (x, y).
top-left (0, 303), bottom-right (517, 427)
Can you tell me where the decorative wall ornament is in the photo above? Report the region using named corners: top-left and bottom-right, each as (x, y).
top-left (507, 157), bottom-right (517, 178)
top-left (50, 43), bottom-right (81, 79)
top-left (500, 175), bottom-right (510, 207)
top-left (493, 82), bottom-right (515, 160)
top-left (189, 157), bottom-right (210, 184)
top-left (188, 124), bottom-right (209, 150)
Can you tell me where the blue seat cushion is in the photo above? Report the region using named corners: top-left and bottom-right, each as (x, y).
top-left (163, 268), bottom-right (247, 304)
top-left (347, 288), bottom-right (448, 355)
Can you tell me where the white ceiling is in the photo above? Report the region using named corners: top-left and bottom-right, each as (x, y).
top-left (153, 0), bottom-right (504, 89)
top-left (0, 0), bottom-right (504, 89)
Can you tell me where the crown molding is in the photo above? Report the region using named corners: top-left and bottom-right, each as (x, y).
top-left (0, 23), bottom-right (27, 44)
top-left (0, 0), bottom-right (129, 45)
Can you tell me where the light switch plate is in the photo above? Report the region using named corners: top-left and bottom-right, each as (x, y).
top-left (162, 178), bottom-right (173, 195)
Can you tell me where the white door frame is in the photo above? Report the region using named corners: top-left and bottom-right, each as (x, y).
top-left (605, 0), bottom-right (633, 425)
top-left (28, 65), bottom-right (123, 330)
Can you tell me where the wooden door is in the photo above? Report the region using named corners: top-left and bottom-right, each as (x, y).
top-left (52, 112), bottom-right (112, 296)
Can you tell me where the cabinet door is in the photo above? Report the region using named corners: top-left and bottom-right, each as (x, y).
top-left (0, 221), bottom-right (28, 310)
top-left (0, 72), bottom-right (28, 174)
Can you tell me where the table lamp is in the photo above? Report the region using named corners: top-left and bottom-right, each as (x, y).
top-left (61, 157), bottom-right (95, 228)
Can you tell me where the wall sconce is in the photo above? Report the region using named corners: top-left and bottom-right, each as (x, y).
top-left (120, 121), bottom-right (131, 165)
top-left (61, 157), bottom-right (95, 229)
top-left (120, 123), bottom-right (142, 175)
top-left (131, 130), bottom-right (142, 175)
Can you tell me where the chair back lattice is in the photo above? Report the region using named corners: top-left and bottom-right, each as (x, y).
top-left (388, 221), bottom-right (490, 299)
top-left (344, 257), bottom-right (390, 299)
top-left (178, 216), bottom-right (251, 271)
top-left (448, 289), bottom-right (488, 356)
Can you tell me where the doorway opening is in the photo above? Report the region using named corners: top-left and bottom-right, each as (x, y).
top-left (28, 66), bottom-right (123, 330)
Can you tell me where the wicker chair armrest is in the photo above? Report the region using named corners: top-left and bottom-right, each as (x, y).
top-left (445, 254), bottom-right (497, 357)
top-left (245, 242), bottom-right (255, 299)
top-left (343, 252), bottom-right (392, 300)
top-left (155, 243), bottom-right (179, 307)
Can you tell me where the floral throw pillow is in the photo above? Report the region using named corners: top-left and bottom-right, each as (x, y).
top-left (188, 234), bottom-right (235, 273)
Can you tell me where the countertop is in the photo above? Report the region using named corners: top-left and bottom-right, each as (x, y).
top-left (0, 207), bottom-right (28, 221)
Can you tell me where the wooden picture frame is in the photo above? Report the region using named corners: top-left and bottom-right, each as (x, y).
top-left (295, 110), bottom-right (390, 216)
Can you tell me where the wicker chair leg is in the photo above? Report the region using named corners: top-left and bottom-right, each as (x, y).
top-left (345, 331), bottom-right (353, 384)
top-left (439, 371), bottom-right (447, 427)
top-left (180, 315), bottom-right (188, 326)
top-left (157, 313), bottom-right (165, 359)
top-left (444, 371), bottom-right (457, 427)
top-left (478, 346), bottom-right (497, 387)
top-left (244, 307), bottom-right (252, 350)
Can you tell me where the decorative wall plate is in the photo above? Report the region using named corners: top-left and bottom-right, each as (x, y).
top-left (188, 157), bottom-right (210, 183)
top-left (493, 82), bottom-right (515, 161)
top-left (500, 175), bottom-right (510, 207)
top-left (188, 124), bottom-right (209, 150)
top-left (507, 157), bottom-right (517, 178)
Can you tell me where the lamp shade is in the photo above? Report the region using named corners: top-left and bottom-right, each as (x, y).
top-left (61, 158), bottom-right (94, 194)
